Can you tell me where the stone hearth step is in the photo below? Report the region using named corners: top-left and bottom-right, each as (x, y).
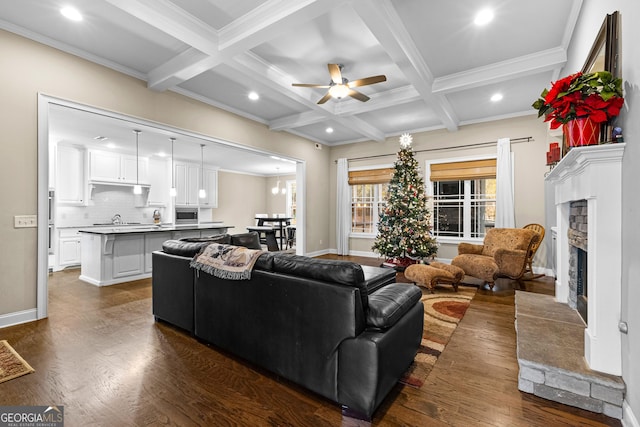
top-left (514, 291), bottom-right (625, 419)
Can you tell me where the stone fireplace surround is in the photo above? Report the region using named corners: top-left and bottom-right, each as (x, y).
top-left (545, 143), bottom-right (626, 376)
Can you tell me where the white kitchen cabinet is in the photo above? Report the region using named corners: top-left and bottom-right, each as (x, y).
top-left (57, 228), bottom-right (82, 268)
top-left (112, 234), bottom-right (145, 278)
top-left (89, 150), bottom-right (149, 184)
top-left (174, 161), bottom-right (200, 206)
top-left (144, 232), bottom-right (173, 273)
top-left (174, 162), bottom-right (218, 207)
top-left (56, 144), bottom-right (86, 205)
top-left (147, 158), bottom-right (169, 206)
top-left (201, 167), bottom-right (218, 208)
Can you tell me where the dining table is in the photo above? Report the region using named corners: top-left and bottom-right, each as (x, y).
top-left (255, 217), bottom-right (292, 250)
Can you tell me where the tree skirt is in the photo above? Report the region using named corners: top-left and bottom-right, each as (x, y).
top-left (400, 286), bottom-right (476, 388)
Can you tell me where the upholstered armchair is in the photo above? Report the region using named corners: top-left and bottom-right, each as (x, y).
top-left (451, 228), bottom-right (540, 289)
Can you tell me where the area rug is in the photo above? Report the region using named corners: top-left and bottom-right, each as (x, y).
top-left (400, 286), bottom-right (477, 388)
top-left (0, 340), bottom-right (35, 384)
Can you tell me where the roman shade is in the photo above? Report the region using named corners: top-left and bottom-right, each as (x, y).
top-left (348, 168), bottom-right (394, 185)
top-left (429, 159), bottom-right (496, 181)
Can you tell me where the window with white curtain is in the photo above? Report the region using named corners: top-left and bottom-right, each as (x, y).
top-left (428, 157), bottom-right (496, 240)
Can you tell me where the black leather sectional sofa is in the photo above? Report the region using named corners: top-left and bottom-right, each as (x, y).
top-left (151, 232), bottom-right (424, 419)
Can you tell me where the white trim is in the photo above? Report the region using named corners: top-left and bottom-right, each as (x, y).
top-left (305, 248), bottom-right (332, 258)
top-left (623, 399), bottom-right (640, 427)
top-left (0, 309), bottom-right (38, 329)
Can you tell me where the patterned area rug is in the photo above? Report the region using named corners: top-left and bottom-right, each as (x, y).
top-left (400, 286), bottom-right (477, 388)
top-left (0, 340), bottom-right (35, 384)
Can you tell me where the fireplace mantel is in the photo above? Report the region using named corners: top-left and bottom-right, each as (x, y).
top-left (545, 143), bottom-right (625, 375)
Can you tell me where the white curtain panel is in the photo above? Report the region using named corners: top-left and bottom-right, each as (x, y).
top-left (496, 138), bottom-right (515, 228)
top-left (336, 158), bottom-right (351, 255)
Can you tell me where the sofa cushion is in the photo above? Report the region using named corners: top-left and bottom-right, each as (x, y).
top-left (270, 254), bottom-right (368, 310)
top-left (163, 235), bottom-right (230, 257)
top-left (180, 234), bottom-right (231, 244)
top-left (361, 265), bottom-right (396, 293)
top-left (366, 284), bottom-right (422, 329)
top-left (230, 231), bottom-right (262, 250)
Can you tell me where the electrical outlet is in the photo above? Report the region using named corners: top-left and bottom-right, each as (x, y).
top-left (14, 215), bottom-right (37, 228)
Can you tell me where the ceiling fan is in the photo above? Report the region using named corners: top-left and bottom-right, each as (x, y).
top-left (292, 64), bottom-right (386, 104)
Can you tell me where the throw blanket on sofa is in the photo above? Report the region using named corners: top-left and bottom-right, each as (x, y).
top-left (190, 244), bottom-right (265, 280)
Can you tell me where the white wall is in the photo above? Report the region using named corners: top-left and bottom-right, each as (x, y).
top-left (562, 2), bottom-right (640, 424)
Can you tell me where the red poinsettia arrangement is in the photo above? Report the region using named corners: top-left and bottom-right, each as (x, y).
top-left (532, 71), bottom-right (624, 129)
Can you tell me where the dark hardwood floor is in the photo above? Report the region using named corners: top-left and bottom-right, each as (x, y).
top-left (0, 257), bottom-right (620, 426)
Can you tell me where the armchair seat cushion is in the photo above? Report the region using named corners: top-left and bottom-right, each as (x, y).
top-left (451, 254), bottom-right (499, 283)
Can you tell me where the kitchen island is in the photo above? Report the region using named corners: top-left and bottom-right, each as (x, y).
top-left (78, 223), bottom-right (233, 286)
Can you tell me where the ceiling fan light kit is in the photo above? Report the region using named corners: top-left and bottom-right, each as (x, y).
top-left (292, 63), bottom-right (386, 104)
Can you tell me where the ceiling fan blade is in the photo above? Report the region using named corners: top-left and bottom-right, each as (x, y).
top-left (348, 75), bottom-right (387, 88)
top-left (348, 89), bottom-right (370, 102)
top-left (317, 92), bottom-right (333, 104)
top-left (328, 63), bottom-right (342, 85)
top-left (292, 83), bottom-right (330, 88)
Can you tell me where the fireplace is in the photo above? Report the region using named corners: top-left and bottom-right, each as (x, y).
top-left (545, 144), bottom-right (625, 376)
top-left (567, 199), bottom-right (588, 323)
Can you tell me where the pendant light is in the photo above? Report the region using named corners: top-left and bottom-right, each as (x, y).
top-left (169, 137), bottom-right (177, 197)
top-left (271, 167), bottom-right (286, 195)
top-left (198, 144), bottom-right (206, 199)
top-left (133, 130), bottom-right (142, 195)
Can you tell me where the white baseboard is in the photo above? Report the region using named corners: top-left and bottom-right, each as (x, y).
top-left (0, 308), bottom-right (38, 329)
top-left (304, 248), bottom-right (332, 258)
top-left (623, 400), bottom-right (640, 427)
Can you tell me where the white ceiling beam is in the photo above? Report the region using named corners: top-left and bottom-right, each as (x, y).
top-left (432, 47), bottom-right (567, 94)
top-left (353, 0), bottom-right (459, 132)
top-left (231, 52), bottom-right (386, 141)
top-left (142, 0), bottom-right (345, 91)
top-left (269, 85), bottom-right (420, 131)
top-left (104, 0), bottom-right (218, 55)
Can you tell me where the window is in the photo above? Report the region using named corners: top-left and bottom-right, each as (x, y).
top-left (429, 158), bottom-right (496, 239)
top-left (349, 167), bottom-right (393, 234)
top-left (286, 180), bottom-right (297, 221)
top-left (351, 184), bottom-right (388, 233)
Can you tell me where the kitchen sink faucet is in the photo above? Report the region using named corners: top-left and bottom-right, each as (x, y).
top-left (111, 214), bottom-right (122, 225)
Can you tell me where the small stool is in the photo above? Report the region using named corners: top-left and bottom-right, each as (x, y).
top-left (404, 262), bottom-right (464, 293)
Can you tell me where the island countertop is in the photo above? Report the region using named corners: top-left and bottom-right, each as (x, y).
top-left (78, 223), bottom-right (234, 235)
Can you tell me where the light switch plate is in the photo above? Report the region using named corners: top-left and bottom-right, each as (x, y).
top-left (14, 215), bottom-right (37, 228)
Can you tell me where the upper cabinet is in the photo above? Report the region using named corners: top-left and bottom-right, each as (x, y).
top-left (56, 144), bottom-right (86, 206)
top-left (88, 150), bottom-right (149, 185)
top-left (201, 167), bottom-right (218, 208)
top-left (147, 158), bottom-right (169, 206)
top-left (174, 161), bottom-right (218, 207)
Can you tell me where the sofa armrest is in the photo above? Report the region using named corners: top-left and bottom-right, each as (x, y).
top-left (458, 242), bottom-right (484, 255)
top-left (366, 284), bottom-right (422, 329)
top-left (494, 248), bottom-right (528, 278)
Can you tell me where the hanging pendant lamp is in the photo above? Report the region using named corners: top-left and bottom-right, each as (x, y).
top-left (169, 137), bottom-right (177, 197)
top-left (198, 144), bottom-right (206, 199)
top-left (133, 130), bottom-right (142, 195)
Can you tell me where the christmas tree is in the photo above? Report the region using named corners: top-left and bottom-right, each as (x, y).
top-left (372, 133), bottom-right (438, 267)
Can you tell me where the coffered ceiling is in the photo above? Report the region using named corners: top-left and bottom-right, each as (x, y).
top-left (1, 0), bottom-right (582, 146)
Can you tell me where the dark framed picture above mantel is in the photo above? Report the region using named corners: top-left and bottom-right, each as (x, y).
top-left (581, 11), bottom-right (620, 143)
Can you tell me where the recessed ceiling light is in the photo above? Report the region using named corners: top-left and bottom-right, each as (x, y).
top-left (248, 91), bottom-right (259, 101)
top-left (93, 136), bottom-right (108, 141)
top-left (491, 93), bottom-right (503, 102)
top-left (474, 9), bottom-right (494, 26)
top-left (105, 142), bottom-right (116, 149)
top-left (326, 127), bottom-right (334, 133)
top-left (157, 151), bottom-right (167, 158)
top-left (61, 6), bottom-right (83, 22)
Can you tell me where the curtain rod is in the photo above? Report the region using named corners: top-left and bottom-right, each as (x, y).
top-left (339, 136), bottom-right (533, 163)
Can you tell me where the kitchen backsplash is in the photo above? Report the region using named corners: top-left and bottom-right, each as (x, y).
top-left (56, 186), bottom-right (166, 227)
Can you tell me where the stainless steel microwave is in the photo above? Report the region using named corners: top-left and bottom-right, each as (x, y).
top-left (175, 207), bottom-right (198, 224)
